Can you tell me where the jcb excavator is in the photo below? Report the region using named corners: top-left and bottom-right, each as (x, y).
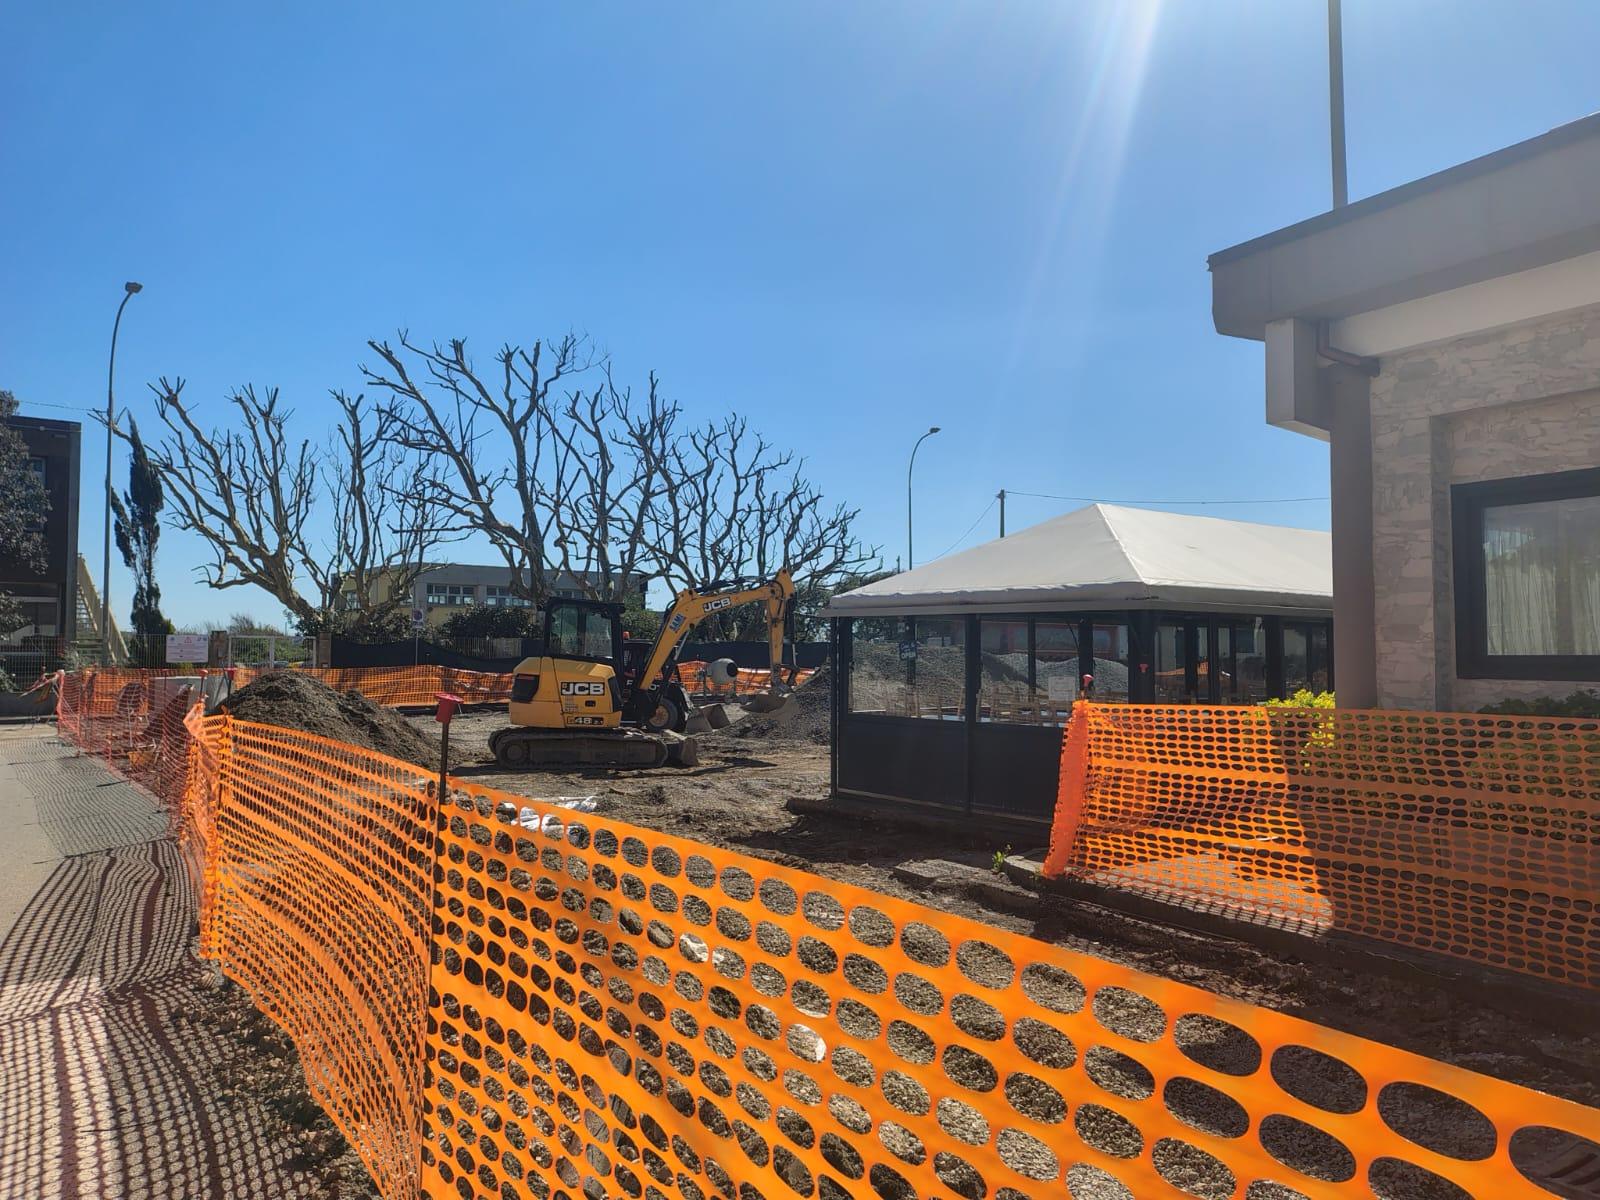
top-left (487, 570), bottom-right (797, 770)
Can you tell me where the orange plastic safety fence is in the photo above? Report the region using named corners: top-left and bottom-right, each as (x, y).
top-left (50, 673), bottom-right (1600, 1200)
top-left (678, 661), bottom-right (817, 698)
top-left (421, 775), bottom-right (1600, 1200)
top-left (224, 665), bottom-right (514, 707)
top-left (211, 721), bottom-right (438, 1196)
top-left (1044, 702), bottom-right (1600, 989)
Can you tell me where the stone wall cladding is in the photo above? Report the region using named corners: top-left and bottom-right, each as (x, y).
top-left (1367, 302), bottom-right (1600, 709)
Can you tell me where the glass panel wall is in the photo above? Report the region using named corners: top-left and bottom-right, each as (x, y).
top-left (1282, 624), bottom-right (1308, 694)
top-left (1281, 622), bottom-right (1331, 694)
top-left (1234, 619), bottom-right (1269, 702)
top-left (1034, 620), bottom-right (1082, 722)
top-left (1154, 620), bottom-right (1188, 703)
top-left (845, 611), bottom-right (1332, 721)
top-left (847, 618), bottom-right (911, 714)
top-left (1215, 624), bottom-right (1233, 701)
top-left (1089, 621), bottom-right (1131, 702)
top-left (911, 618), bottom-right (966, 719)
top-left (978, 619), bottom-right (1032, 723)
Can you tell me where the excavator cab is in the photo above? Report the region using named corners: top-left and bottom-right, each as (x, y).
top-left (491, 597), bottom-right (699, 770)
top-left (543, 596), bottom-right (695, 732)
top-left (543, 596), bottom-right (624, 665)
top-left (489, 571), bottom-right (797, 771)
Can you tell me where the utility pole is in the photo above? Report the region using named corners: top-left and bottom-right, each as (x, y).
top-left (1328, 0), bottom-right (1348, 208)
top-left (997, 489), bottom-right (1006, 537)
top-left (103, 281), bottom-right (142, 664)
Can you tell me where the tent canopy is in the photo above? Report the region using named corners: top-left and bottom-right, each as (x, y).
top-left (827, 504), bottom-right (1332, 616)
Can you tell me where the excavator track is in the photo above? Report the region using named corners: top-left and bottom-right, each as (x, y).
top-left (489, 726), bottom-right (681, 770)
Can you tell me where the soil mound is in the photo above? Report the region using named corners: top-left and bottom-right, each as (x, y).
top-left (218, 671), bottom-right (440, 768)
top-left (720, 663), bottom-right (832, 745)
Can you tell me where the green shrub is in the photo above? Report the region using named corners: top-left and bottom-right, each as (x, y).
top-left (1260, 688), bottom-right (1336, 709)
top-left (1478, 689), bottom-right (1600, 718)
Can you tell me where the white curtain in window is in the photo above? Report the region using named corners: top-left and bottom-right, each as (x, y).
top-left (1574, 503), bottom-right (1600, 654)
top-left (1484, 496), bottom-right (1600, 655)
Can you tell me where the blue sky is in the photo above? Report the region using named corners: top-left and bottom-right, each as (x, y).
top-left (4, 2), bottom-right (1599, 629)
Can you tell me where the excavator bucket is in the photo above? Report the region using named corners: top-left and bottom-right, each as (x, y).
top-left (744, 690), bottom-right (792, 715)
top-left (685, 703), bottom-right (731, 734)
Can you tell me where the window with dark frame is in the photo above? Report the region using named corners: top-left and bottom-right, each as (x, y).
top-left (1452, 467), bottom-right (1600, 681)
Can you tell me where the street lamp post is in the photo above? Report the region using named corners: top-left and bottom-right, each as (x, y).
top-left (103, 281), bottom-right (142, 663)
top-left (906, 426), bottom-right (941, 570)
top-left (1328, 0), bottom-right (1348, 208)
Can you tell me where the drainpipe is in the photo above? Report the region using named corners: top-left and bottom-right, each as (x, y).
top-left (1316, 322), bottom-right (1379, 376)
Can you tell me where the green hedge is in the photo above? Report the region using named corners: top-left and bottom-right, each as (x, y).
top-left (1478, 688), bottom-right (1600, 718)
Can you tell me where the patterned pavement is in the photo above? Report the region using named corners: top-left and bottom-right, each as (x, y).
top-left (0, 725), bottom-right (323, 1199)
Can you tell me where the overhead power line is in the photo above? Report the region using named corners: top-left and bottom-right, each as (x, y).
top-left (17, 400), bottom-right (96, 414)
top-left (931, 498), bottom-right (997, 561)
top-left (1006, 490), bottom-right (1328, 506)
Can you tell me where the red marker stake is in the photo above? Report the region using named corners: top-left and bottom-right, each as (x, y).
top-left (434, 692), bottom-right (462, 811)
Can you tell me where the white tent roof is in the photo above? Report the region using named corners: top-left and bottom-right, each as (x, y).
top-left (827, 504), bottom-right (1332, 616)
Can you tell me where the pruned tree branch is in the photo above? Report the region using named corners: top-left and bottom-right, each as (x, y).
top-left (126, 378), bottom-right (445, 631)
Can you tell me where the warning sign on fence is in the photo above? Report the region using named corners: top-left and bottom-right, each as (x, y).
top-left (165, 633), bottom-right (209, 664)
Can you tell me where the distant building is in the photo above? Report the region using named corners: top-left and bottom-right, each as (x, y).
top-left (338, 563), bottom-right (647, 630)
top-left (1210, 113), bottom-right (1600, 709)
top-left (0, 415), bottom-right (81, 648)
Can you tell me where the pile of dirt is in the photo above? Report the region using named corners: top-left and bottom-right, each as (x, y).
top-left (218, 671), bottom-right (442, 768)
top-left (719, 662), bottom-right (832, 744)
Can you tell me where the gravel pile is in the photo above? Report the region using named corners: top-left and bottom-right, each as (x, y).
top-left (218, 671), bottom-right (442, 768)
top-left (720, 664), bottom-right (832, 745)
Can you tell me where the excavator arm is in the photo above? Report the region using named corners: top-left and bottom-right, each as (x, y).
top-left (635, 570), bottom-right (797, 701)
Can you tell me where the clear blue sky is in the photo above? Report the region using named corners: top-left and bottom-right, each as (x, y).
top-left (4, 2), bottom-right (1598, 629)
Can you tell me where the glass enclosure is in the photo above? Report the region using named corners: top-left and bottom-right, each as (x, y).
top-left (837, 608), bottom-right (1332, 825)
top-left (845, 610), bottom-right (1331, 714)
top-left (911, 618), bottom-right (966, 719)
top-left (1086, 622), bottom-right (1130, 702)
top-left (1282, 621), bottom-right (1331, 694)
top-left (846, 616), bottom-right (965, 719)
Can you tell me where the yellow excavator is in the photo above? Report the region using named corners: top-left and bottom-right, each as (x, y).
top-left (487, 570), bottom-right (798, 770)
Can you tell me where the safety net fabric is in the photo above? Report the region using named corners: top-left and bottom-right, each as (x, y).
top-left (1044, 702), bottom-right (1600, 989)
top-left (47, 670), bottom-right (1600, 1199)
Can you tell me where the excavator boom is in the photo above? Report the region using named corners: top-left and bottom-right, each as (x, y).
top-left (633, 570), bottom-right (797, 713)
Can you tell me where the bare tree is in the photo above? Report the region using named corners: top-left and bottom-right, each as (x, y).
top-left (362, 333), bottom-right (591, 605)
top-left (542, 369), bottom-right (679, 602)
top-left (364, 331), bottom-right (876, 616)
top-left (125, 379), bottom-right (440, 631)
top-left (326, 390), bottom-right (441, 626)
top-left (646, 415), bottom-right (876, 593)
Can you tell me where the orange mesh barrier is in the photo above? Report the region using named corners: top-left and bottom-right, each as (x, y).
top-left (420, 780), bottom-right (1600, 1200)
top-left (224, 665), bottom-right (513, 707)
top-left (51, 671), bottom-right (1600, 1200)
top-left (1044, 702), bottom-right (1600, 990)
top-left (678, 661), bottom-right (817, 698)
top-left (214, 721), bottom-right (437, 1195)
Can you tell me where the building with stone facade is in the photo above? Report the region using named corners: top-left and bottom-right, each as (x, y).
top-left (1209, 114), bottom-right (1600, 711)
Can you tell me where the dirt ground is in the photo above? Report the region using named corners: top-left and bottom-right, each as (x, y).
top-left (422, 701), bottom-right (1600, 1113)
